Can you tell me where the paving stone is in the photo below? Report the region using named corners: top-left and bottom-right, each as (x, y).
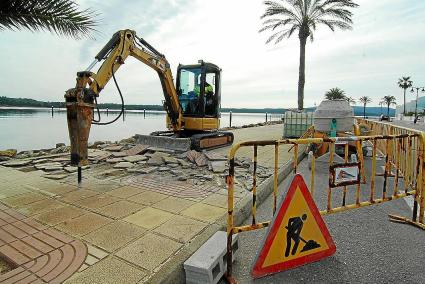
top-left (86, 244), bottom-right (108, 260)
top-left (152, 196), bottom-right (195, 213)
top-left (127, 191), bottom-right (168, 206)
top-left (103, 145), bottom-right (124, 152)
top-left (34, 162), bottom-right (63, 171)
top-left (107, 186), bottom-right (142, 199)
top-left (158, 166), bottom-right (170, 172)
top-left (123, 155), bottom-right (148, 163)
top-left (0, 188), bottom-right (30, 199)
top-left (181, 203), bottom-right (226, 223)
top-left (211, 160), bottom-right (227, 173)
top-left (134, 167), bottom-right (158, 174)
top-left (105, 157), bottom-right (124, 163)
top-left (97, 201), bottom-right (143, 219)
top-left (123, 207), bottom-right (174, 229)
top-left (16, 199), bottom-right (64, 216)
top-left (76, 195), bottom-right (120, 210)
top-left (195, 153), bottom-right (208, 167)
top-left (83, 221), bottom-right (146, 252)
top-left (65, 256), bottom-right (146, 284)
top-left (178, 159), bottom-right (191, 168)
top-left (2, 192), bottom-right (47, 208)
top-left (55, 212), bottom-right (112, 237)
top-left (202, 193), bottom-right (229, 208)
top-left (204, 151), bottom-right (227, 161)
top-left (124, 144), bottom-right (149, 156)
top-left (42, 173), bottom-right (69, 180)
top-left (3, 160), bottom-right (32, 167)
top-left (64, 166), bottom-right (78, 173)
top-left (26, 181), bottom-right (76, 196)
top-left (85, 254), bottom-right (100, 265)
top-left (110, 152), bottom-right (128, 158)
top-left (60, 190), bottom-right (99, 203)
top-left (34, 206), bottom-right (86, 226)
top-left (163, 156), bottom-right (179, 165)
top-left (146, 156), bottom-right (164, 166)
top-left (113, 162), bottom-right (134, 169)
top-left (116, 233), bottom-right (181, 271)
top-left (186, 150), bottom-right (201, 163)
top-left (154, 215), bottom-right (207, 243)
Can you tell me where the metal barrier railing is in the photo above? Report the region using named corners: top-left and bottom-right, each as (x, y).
top-left (225, 127), bottom-right (425, 283)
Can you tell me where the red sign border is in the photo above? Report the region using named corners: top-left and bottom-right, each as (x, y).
top-left (251, 174), bottom-right (336, 278)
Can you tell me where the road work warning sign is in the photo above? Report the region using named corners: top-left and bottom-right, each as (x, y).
top-left (252, 174), bottom-right (336, 278)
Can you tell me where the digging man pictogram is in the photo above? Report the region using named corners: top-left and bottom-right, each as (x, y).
top-left (285, 213), bottom-right (321, 257)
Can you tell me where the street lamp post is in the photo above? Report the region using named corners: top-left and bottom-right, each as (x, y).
top-left (410, 86), bottom-right (425, 123)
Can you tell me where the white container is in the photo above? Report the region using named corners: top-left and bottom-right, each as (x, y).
top-left (314, 100), bottom-right (354, 132)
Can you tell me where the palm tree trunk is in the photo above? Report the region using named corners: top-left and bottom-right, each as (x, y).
top-left (387, 104), bottom-right (390, 116)
top-left (403, 88), bottom-right (406, 116)
top-left (363, 104), bottom-right (366, 118)
top-left (297, 37), bottom-right (307, 111)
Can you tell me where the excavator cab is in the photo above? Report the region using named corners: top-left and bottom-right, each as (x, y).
top-left (177, 61), bottom-right (221, 119)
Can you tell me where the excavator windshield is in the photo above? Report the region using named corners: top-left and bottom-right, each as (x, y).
top-left (178, 67), bottom-right (202, 116)
top-left (178, 64), bottom-right (219, 118)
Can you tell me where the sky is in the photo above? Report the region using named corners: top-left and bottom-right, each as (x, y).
top-left (0, 0), bottom-right (424, 109)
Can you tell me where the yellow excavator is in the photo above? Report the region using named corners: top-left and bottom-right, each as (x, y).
top-left (65, 29), bottom-right (234, 170)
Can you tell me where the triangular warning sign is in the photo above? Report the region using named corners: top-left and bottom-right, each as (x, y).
top-left (252, 174), bottom-right (336, 278)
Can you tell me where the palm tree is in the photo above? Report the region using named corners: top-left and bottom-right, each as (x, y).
top-left (325, 87), bottom-right (346, 100)
top-left (381, 95), bottom-right (397, 117)
top-left (0, 0), bottom-right (98, 39)
top-left (260, 0), bottom-right (358, 110)
top-left (397, 76), bottom-right (412, 116)
top-left (358, 96), bottom-right (372, 118)
top-left (346, 96), bottom-right (356, 105)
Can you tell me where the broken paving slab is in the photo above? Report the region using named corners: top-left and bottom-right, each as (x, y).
top-left (158, 167), bottom-right (170, 172)
top-left (34, 162), bottom-right (63, 171)
top-left (106, 157), bottom-right (124, 163)
top-left (124, 144), bottom-right (150, 156)
top-left (104, 145), bottom-right (124, 152)
top-left (162, 156), bottom-right (179, 165)
top-left (113, 162), bottom-right (135, 169)
top-left (204, 151), bottom-right (227, 161)
top-left (64, 166), bottom-right (78, 173)
top-left (186, 150), bottom-right (201, 163)
top-left (123, 155), bottom-right (148, 163)
top-left (195, 153), bottom-right (208, 167)
top-left (211, 161), bottom-right (227, 173)
top-left (3, 159), bottom-right (32, 167)
top-left (111, 152), bottom-right (128, 158)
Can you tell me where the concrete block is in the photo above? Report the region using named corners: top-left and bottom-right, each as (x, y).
top-left (184, 231), bottom-right (239, 284)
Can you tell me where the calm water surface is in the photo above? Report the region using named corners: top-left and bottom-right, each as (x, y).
top-left (0, 108), bottom-right (280, 151)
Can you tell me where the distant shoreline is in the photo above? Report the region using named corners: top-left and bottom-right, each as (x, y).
top-left (0, 96), bottom-right (395, 116)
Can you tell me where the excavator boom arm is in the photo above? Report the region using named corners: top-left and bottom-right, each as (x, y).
top-left (86, 29), bottom-right (182, 129)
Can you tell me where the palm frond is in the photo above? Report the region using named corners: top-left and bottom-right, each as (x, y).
top-left (0, 0), bottom-right (99, 39)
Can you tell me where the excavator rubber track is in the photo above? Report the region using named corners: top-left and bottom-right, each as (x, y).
top-left (134, 131), bottom-right (234, 152)
top-left (190, 131), bottom-right (234, 151)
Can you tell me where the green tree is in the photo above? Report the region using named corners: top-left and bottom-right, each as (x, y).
top-left (346, 96), bottom-right (356, 105)
top-left (358, 96), bottom-right (371, 118)
top-left (325, 87), bottom-right (346, 100)
top-left (0, 0), bottom-right (98, 39)
top-left (381, 95), bottom-right (396, 117)
top-left (260, 0), bottom-right (358, 110)
top-left (397, 76), bottom-right (412, 115)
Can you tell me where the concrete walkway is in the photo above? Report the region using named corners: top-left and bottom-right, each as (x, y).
top-left (0, 123), bottom-right (290, 283)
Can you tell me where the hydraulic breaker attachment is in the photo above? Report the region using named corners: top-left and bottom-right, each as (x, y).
top-left (65, 73), bottom-right (96, 167)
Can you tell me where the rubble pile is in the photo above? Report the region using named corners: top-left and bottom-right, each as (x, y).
top-left (0, 137), bottom-right (273, 191)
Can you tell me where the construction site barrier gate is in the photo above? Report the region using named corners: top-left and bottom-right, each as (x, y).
top-left (225, 119), bottom-right (425, 283)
